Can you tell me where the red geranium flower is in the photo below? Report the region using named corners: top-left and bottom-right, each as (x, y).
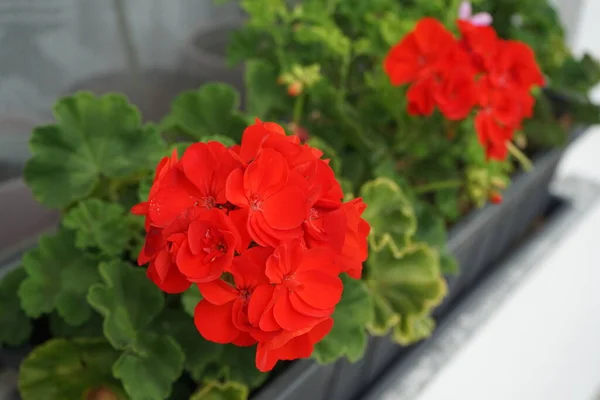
top-left (246, 240), bottom-right (342, 333)
top-left (226, 148), bottom-right (310, 248)
top-left (384, 17), bottom-right (456, 85)
top-left (133, 118), bottom-right (371, 372)
top-left (176, 208), bottom-right (242, 282)
top-left (146, 142), bottom-right (241, 228)
top-left (456, 20), bottom-right (499, 73)
top-left (194, 247), bottom-right (272, 345)
top-left (487, 40), bottom-right (545, 90)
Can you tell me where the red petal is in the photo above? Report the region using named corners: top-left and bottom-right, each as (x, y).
top-left (228, 208), bottom-right (251, 252)
top-left (262, 185), bottom-right (308, 230)
top-left (296, 270), bottom-right (343, 309)
top-left (232, 332), bottom-right (257, 347)
top-left (231, 247), bottom-right (272, 288)
top-left (289, 292), bottom-right (334, 317)
top-left (225, 168), bottom-right (248, 207)
top-left (180, 142), bottom-right (217, 197)
top-left (148, 183), bottom-right (197, 227)
top-left (239, 121), bottom-right (270, 163)
top-left (153, 250), bottom-right (172, 282)
top-left (247, 211), bottom-right (283, 248)
top-left (265, 240), bottom-right (304, 283)
top-left (247, 284), bottom-right (275, 327)
top-left (198, 280), bottom-right (237, 305)
top-left (176, 239), bottom-right (225, 283)
top-left (276, 335), bottom-right (313, 360)
top-left (244, 149), bottom-right (289, 198)
top-left (308, 317), bottom-right (334, 343)
top-left (297, 247), bottom-right (341, 275)
top-left (259, 306), bottom-right (280, 332)
top-left (256, 343), bottom-right (279, 372)
top-left (273, 293), bottom-right (321, 331)
top-left (147, 262), bottom-right (190, 294)
top-left (194, 300), bottom-right (239, 344)
top-left (131, 202), bottom-right (149, 216)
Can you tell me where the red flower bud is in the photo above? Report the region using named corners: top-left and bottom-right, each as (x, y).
top-left (287, 82), bottom-right (303, 96)
top-left (489, 191), bottom-right (503, 204)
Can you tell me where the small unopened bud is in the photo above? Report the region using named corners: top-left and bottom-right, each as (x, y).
top-left (86, 387), bottom-right (118, 400)
top-left (277, 75), bottom-right (286, 85)
top-left (287, 82), bottom-right (303, 96)
top-left (489, 191), bottom-right (503, 204)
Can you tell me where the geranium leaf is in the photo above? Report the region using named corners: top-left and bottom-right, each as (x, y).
top-left (393, 314), bottom-right (436, 346)
top-left (49, 312), bottom-right (104, 339)
top-left (245, 59), bottom-right (282, 119)
top-left (190, 380), bottom-right (249, 400)
top-left (152, 309), bottom-right (222, 382)
top-left (0, 267), bottom-right (32, 346)
top-left (18, 229), bottom-right (101, 326)
top-left (113, 333), bottom-right (184, 400)
top-left (366, 242), bottom-right (447, 344)
top-left (220, 345), bottom-right (268, 389)
top-left (181, 285), bottom-right (203, 317)
top-left (164, 84), bottom-right (245, 141)
top-left (313, 275), bottom-right (373, 364)
top-left (63, 198), bottom-right (131, 257)
top-left (87, 261), bottom-right (164, 350)
top-left (24, 92), bottom-right (165, 208)
top-left (360, 177), bottom-right (417, 249)
top-left (18, 338), bottom-right (122, 400)
top-left (413, 202), bottom-right (458, 275)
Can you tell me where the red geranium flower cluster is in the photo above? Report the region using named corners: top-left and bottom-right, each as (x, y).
top-left (384, 17), bottom-right (544, 160)
top-left (132, 119), bottom-right (370, 372)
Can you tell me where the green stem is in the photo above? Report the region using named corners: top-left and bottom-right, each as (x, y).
top-left (326, 0), bottom-right (337, 14)
top-left (506, 141), bottom-right (533, 172)
top-left (292, 93), bottom-right (306, 125)
top-left (414, 180), bottom-right (463, 194)
top-left (338, 54), bottom-right (351, 102)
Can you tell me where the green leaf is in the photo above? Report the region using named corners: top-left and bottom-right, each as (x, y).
top-left (152, 309), bottom-right (222, 382)
top-left (19, 229), bottom-right (101, 326)
top-left (240, 0), bottom-right (286, 28)
top-left (434, 188), bottom-right (461, 222)
top-left (393, 314), bottom-right (436, 346)
top-left (294, 25), bottom-right (351, 58)
top-left (360, 177), bottom-right (417, 249)
top-left (221, 345), bottom-right (268, 389)
top-left (63, 198), bottom-right (130, 257)
top-left (199, 135), bottom-right (238, 147)
top-left (49, 312), bottom-right (104, 338)
top-left (181, 285), bottom-right (203, 317)
top-left (87, 260), bottom-right (164, 350)
top-left (18, 338), bottom-right (122, 400)
top-left (165, 84), bottom-right (245, 141)
top-left (313, 275), bottom-right (373, 364)
top-left (413, 202), bottom-right (458, 275)
top-left (24, 92), bottom-right (165, 208)
top-left (245, 59), bottom-right (282, 119)
top-left (190, 380), bottom-right (249, 400)
top-left (366, 242), bottom-right (447, 345)
top-left (113, 333), bottom-right (184, 400)
top-left (0, 267), bottom-right (32, 346)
